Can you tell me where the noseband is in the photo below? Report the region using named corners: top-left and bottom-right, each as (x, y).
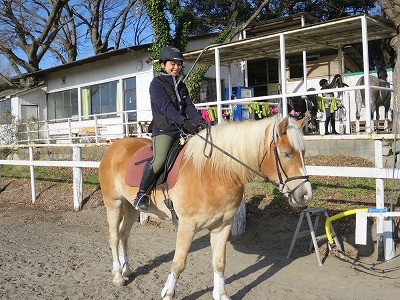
top-left (197, 122), bottom-right (310, 197)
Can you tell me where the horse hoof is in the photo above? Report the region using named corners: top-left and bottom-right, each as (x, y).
top-left (112, 278), bottom-right (126, 287)
top-left (112, 271), bottom-right (126, 287)
top-left (122, 265), bottom-right (134, 279)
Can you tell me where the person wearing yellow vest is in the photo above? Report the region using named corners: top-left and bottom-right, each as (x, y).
top-left (319, 78), bottom-right (339, 135)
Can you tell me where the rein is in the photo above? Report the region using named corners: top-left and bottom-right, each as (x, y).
top-left (196, 123), bottom-right (310, 197)
top-left (196, 126), bottom-right (275, 186)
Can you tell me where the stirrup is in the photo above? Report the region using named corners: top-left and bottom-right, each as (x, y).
top-left (134, 193), bottom-right (149, 211)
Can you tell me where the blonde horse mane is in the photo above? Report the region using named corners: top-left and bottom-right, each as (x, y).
top-left (184, 115), bottom-right (305, 183)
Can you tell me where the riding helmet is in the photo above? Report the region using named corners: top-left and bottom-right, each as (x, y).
top-left (159, 46), bottom-right (184, 62)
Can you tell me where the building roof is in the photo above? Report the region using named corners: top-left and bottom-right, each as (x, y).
top-left (245, 12), bottom-right (317, 37)
top-left (20, 43), bottom-right (151, 79)
top-left (183, 14), bottom-right (396, 66)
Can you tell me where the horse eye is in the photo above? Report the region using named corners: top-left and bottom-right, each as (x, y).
top-left (281, 151), bottom-right (291, 158)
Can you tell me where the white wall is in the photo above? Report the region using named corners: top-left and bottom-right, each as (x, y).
top-left (44, 51), bottom-right (154, 124)
top-left (45, 52), bottom-right (151, 91)
top-left (11, 87), bottom-right (46, 121)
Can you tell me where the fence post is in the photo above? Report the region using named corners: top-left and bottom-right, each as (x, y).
top-left (29, 147), bottom-right (36, 203)
top-left (375, 139), bottom-right (385, 260)
top-left (73, 146), bottom-right (83, 211)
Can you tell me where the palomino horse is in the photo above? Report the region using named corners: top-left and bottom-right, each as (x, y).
top-left (355, 68), bottom-right (391, 131)
top-left (99, 115), bottom-right (312, 300)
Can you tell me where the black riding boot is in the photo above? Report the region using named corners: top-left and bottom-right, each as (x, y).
top-left (133, 162), bottom-right (159, 211)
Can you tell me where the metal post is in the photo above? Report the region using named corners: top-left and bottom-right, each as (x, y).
top-left (228, 65), bottom-right (233, 121)
top-left (280, 33), bottom-right (288, 117)
top-left (301, 16), bottom-right (307, 93)
top-left (68, 118), bottom-right (73, 143)
top-left (215, 48), bottom-right (223, 124)
top-left (124, 111), bottom-right (129, 136)
top-left (45, 120), bottom-right (50, 144)
top-left (241, 31), bottom-right (248, 88)
top-left (73, 146), bottom-right (83, 211)
top-left (338, 46), bottom-right (343, 75)
top-left (361, 15), bottom-right (372, 133)
top-left (94, 116), bottom-right (99, 143)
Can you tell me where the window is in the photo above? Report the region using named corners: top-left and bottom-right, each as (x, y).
top-left (81, 80), bottom-right (119, 118)
top-left (289, 64), bottom-right (304, 79)
top-left (199, 78), bottom-right (224, 103)
top-left (124, 77), bottom-right (137, 122)
top-left (47, 89), bottom-right (78, 121)
top-left (0, 99), bottom-right (12, 124)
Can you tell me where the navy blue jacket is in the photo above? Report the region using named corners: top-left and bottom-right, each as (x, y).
top-left (149, 73), bottom-right (202, 137)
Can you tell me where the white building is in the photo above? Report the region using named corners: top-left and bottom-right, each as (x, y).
top-left (0, 14), bottom-right (396, 143)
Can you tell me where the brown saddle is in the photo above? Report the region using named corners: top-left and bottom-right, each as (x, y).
top-left (125, 143), bottom-right (186, 190)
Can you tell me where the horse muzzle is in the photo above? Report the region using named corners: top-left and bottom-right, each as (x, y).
top-left (285, 177), bottom-right (312, 208)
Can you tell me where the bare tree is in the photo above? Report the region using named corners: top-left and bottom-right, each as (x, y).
top-left (0, 0), bottom-right (68, 76)
top-left (131, 4), bottom-right (152, 45)
top-left (73, 0), bottom-right (138, 54)
top-left (49, 2), bottom-right (78, 64)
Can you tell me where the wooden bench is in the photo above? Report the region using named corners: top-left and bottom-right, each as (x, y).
top-left (77, 126), bottom-right (101, 143)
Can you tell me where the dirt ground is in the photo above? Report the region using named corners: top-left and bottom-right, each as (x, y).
top-left (1, 178), bottom-right (400, 300)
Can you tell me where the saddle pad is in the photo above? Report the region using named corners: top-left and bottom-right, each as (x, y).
top-left (125, 144), bottom-right (186, 189)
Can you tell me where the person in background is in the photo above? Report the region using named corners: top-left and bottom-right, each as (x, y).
top-left (277, 97), bottom-right (301, 119)
top-left (319, 78), bottom-right (339, 135)
top-left (133, 46), bottom-right (207, 211)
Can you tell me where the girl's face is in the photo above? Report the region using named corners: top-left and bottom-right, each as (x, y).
top-left (161, 60), bottom-right (182, 76)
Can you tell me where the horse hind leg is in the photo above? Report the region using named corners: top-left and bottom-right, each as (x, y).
top-left (119, 200), bottom-right (139, 280)
top-left (210, 225), bottom-right (232, 300)
top-left (161, 221), bottom-right (196, 300)
top-left (104, 198), bottom-right (127, 287)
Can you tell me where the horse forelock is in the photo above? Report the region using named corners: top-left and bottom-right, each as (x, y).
top-left (183, 116), bottom-right (279, 183)
top-left (282, 117), bottom-right (306, 153)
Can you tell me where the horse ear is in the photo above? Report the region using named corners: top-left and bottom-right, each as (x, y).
top-left (278, 116), bottom-right (290, 135)
top-left (297, 117), bottom-right (308, 130)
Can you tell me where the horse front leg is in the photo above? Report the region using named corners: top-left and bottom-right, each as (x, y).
top-left (384, 106), bottom-right (391, 132)
top-left (161, 220), bottom-right (196, 300)
top-left (375, 110), bottom-right (380, 132)
top-left (210, 225), bottom-right (232, 300)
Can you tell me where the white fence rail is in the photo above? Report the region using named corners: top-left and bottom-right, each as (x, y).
top-left (0, 141), bottom-right (399, 212)
top-left (0, 109), bottom-right (152, 145)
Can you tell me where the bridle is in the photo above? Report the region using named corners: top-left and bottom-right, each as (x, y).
top-left (197, 122), bottom-right (310, 198)
top-left (268, 122), bottom-right (310, 198)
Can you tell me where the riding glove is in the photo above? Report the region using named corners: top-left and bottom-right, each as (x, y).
top-left (181, 119), bottom-right (198, 135)
top-left (197, 119), bottom-right (208, 131)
